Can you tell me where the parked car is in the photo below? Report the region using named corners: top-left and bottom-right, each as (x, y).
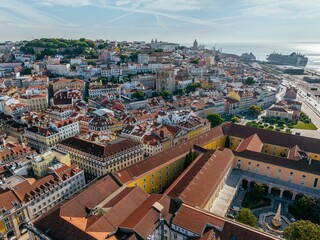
top-left (290, 218), bottom-right (296, 222)
top-left (227, 213), bottom-right (235, 219)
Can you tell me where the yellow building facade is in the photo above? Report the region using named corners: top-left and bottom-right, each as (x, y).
top-left (32, 150), bottom-right (71, 178)
top-left (126, 135), bottom-right (226, 194)
top-left (234, 156), bottom-right (320, 190)
top-left (0, 199), bottom-right (28, 239)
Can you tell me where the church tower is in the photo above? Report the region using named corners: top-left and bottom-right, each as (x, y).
top-left (193, 39), bottom-right (198, 49)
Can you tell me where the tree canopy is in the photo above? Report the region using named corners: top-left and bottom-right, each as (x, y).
top-left (159, 90), bottom-right (172, 100)
top-left (244, 77), bottom-right (255, 85)
top-left (252, 183), bottom-right (265, 201)
top-left (231, 116), bottom-right (240, 123)
top-left (186, 82), bottom-right (201, 93)
top-left (248, 105), bottom-right (263, 116)
top-left (132, 90), bottom-right (145, 100)
top-left (289, 195), bottom-right (319, 223)
top-left (207, 114), bottom-right (225, 128)
top-left (235, 208), bottom-right (258, 228)
top-left (284, 220), bottom-right (320, 240)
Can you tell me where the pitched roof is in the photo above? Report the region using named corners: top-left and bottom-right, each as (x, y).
top-left (234, 150), bottom-right (320, 175)
top-left (85, 187), bottom-right (149, 234)
top-left (60, 175), bottom-right (122, 218)
top-left (115, 125), bottom-right (225, 184)
top-left (0, 190), bottom-right (21, 211)
top-left (225, 123), bottom-right (320, 154)
top-left (59, 137), bottom-right (140, 159)
top-left (119, 194), bottom-right (175, 239)
top-left (172, 204), bottom-right (225, 235)
top-left (34, 206), bottom-right (96, 240)
top-left (236, 134), bottom-right (263, 152)
top-left (166, 148), bottom-right (234, 208)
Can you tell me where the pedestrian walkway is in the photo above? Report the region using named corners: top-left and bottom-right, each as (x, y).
top-left (210, 171), bottom-right (241, 216)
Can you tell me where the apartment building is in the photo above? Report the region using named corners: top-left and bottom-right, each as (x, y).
top-left (58, 137), bottom-right (144, 180)
top-left (32, 149), bottom-right (71, 178)
top-left (25, 126), bottom-right (60, 152)
top-left (50, 119), bottom-right (80, 141)
top-left (18, 94), bottom-right (48, 112)
top-left (0, 190), bottom-right (28, 240)
top-left (52, 78), bottom-right (84, 92)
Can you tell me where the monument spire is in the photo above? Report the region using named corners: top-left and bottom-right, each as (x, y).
top-left (272, 203), bottom-right (282, 227)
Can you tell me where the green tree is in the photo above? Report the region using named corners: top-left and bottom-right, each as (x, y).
top-left (98, 44), bottom-right (107, 49)
top-left (184, 150), bottom-right (194, 169)
top-left (207, 114), bottom-right (225, 128)
top-left (186, 83), bottom-right (201, 93)
top-left (252, 183), bottom-right (265, 201)
top-left (290, 195), bottom-right (319, 223)
top-left (190, 58), bottom-right (199, 64)
top-left (123, 77), bottom-right (130, 82)
top-left (245, 77), bottom-right (255, 85)
top-left (248, 105), bottom-right (263, 116)
top-left (231, 116), bottom-right (240, 123)
top-left (160, 90), bottom-right (172, 100)
top-left (99, 77), bottom-right (108, 85)
top-left (120, 55), bottom-right (128, 63)
top-left (20, 67), bottom-right (32, 75)
top-left (235, 208), bottom-right (258, 228)
top-left (132, 90), bottom-right (145, 100)
top-left (152, 92), bottom-right (160, 97)
top-left (284, 220), bottom-right (320, 240)
top-left (70, 64), bottom-right (77, 71)
top-left (173, 89), bottom-right (185, 95)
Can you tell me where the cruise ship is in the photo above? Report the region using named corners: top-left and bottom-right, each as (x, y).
top-left (266, 52), bottom-right (308, 67)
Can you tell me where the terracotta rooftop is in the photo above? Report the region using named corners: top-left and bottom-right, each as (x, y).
top-left (60, 175), bottom-right (122, 219)
top-left (115, 125), bottom-right (225, 184)
top-left (166, 148), bottom-right (234, 209)
top-left (0, 190), bottom-right (21, 211)
top-left (172, 204), bottom-right (225, 235)
top-left (234, 150), bottom-right (320, 175)
top-left (119, 194), bottom-right (175, 239)
top-left (59, 137), bottom-right (141, 159)
top-left (225, 123), bottom-right (320, 154)
top-left (236, 134), bottom-right (263, 152)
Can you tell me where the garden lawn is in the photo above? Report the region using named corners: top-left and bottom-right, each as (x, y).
top-left (241, 192), bottom-right (271, 209)
top-left (293, 121), bottom-right (318, 130)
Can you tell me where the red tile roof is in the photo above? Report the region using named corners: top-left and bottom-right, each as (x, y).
top-left (115, 125), bottom-right (225, 184)
top-left (60, 175), bottom-right (122, 218)
top-left (166, 148), bottom-right (234, 208)
top-left (236, 134), bottom-right (263, 152)
top-left (172, 204), bottom-right (225, 235)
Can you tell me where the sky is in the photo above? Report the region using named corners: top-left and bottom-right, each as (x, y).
top-left (1, 0), bottom-right (320, 44)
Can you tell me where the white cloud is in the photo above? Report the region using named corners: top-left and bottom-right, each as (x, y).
top-left (38, 0), bottom-right (92, 7)
top-left (241, 0), bottom-right (320, 19)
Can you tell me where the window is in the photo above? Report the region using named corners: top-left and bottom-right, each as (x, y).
top-left (247, 162), bottom-right (251, 171)
top-left (4, 217), bottom-right (11, 230)
top-left (289, 172), bottom-right (293, 182)
top-left (277, 169), bottom-right (282, 179)
top-left (255, 164), bottom-right (260, 174)
top-left (314, 178), bottom-right (318, 188)
top-left (301, 175), bottom-right (306, 185)
top-left (236, 159), bottom-right (241, 169)
top-left (17, 210), bottom-right (23, 222)
top-left (265, 166), bottom-right (270, 177)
